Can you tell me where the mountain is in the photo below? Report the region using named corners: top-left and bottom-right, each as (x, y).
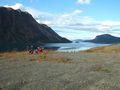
top-left (72, 39), bottom-right (83, 43)
top-left (0, 7), bottom-right (71, 51)
top-left (84, 34), bottom-right (120, 44)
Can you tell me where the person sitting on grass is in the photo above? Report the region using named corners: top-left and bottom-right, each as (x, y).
top-left (29, 48), bottom-right (34, 54)
top-left (37, 47), bottom-right (43, 54)
top-left (36, 47), bottom-right (46, 62)
top-left (29, 47), bottom-right (46, 62)
top-left (29, 45), bottom-right (34, 54)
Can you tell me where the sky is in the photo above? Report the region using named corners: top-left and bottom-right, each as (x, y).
top-left (0, 0), bottom-right (120, 40)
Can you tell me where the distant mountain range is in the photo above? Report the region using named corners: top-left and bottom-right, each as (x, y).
top-left (72, 39), bottom-right (83, 43)
top-left (84, 34), bottom-right (120, 44)
top-left (0, 7), bottom-right (71, 51)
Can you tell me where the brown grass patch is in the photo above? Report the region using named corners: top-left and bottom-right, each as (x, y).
top-left (0, 50), bottom-right (57, 60)
top-left (110, 48), bottom-right (120, 53)
top-left (82, 44), bottom-right (120, 53)
top-left (0, 50), bottom-right (72, 63)
top-left (83, 47), bottom-right (106, 53)
top-left (83, 59), bottom-right (97, 63)
top-left (45, 53), bottom-right (72, 63)
top-left (0, 51), bottom-right (29, 59)
top-left (91, 64), bottom-right (111, 73)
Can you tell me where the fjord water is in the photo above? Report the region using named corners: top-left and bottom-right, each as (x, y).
top-left (44, 41), bottom-right (109, 52)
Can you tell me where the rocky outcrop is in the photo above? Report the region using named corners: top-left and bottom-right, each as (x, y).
top-left (84, 34), bottom-right (120, 44)
top-left (0, 7), bottom-right (71, 51)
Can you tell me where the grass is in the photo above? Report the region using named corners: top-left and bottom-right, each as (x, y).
top-left (84, 47), bottom-right (106, 53)
top-left (44, 53), bottom-right (72, 63)
top-left (1, 43), bottom-right (120, 63)
top-left (82, 43), bottom-right (120, 53)
top-left (0, 50), bottom-right (72, 63)
top-left (1, 44), bottom-right (120, 90)
top-left (91, 64), bottom-right (111, 73)
top-left (0, 54), bottom-right (3, 57)
top-left (0, 51), bottom-right (28, 59)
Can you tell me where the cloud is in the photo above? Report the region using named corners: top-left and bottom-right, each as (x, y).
top-left (77, 0), bottom-right (91, 4)
top-left (4, 3), bottom-right (83, 26)
top-left (101, 21), bottom-right (120, 26)
top-left (53, 10), bottom-right (82, 26)
top-left (4, 3), bottom-right (25, 10)
top-left (73, 10), bottom-right (82, 14)
top-left (25, 7), bottom-right (53, 19)
top-left (4, 3), bottom-right (53, 25)
top-left (28, 0), bottom-right (38, 3)
top-left (3, 3), bottom-right (120, 39)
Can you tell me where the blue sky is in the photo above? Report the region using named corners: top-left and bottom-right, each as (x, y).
top-left (0, 0), bottom-right (120, 40)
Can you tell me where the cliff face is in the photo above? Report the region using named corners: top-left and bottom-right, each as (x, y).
top-left (0, 7), bottom-right (71, 51)
top-left (84, 34), bottom-right (120, 44)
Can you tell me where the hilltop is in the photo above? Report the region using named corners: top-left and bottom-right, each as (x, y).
top-left (84, 34), bottom-right (120, 44)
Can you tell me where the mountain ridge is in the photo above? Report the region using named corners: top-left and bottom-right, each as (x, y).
top-left (0, 7), bottom-right (71, 51)
top-left (84, 34), bottom-right (120, 44)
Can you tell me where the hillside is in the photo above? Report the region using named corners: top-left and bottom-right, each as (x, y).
top-left (83, 43), bottom-right (120, 53)
top-left (84, 34), bottom-right (120, 44)
top-left (0, 7), bottom-right (71, 51)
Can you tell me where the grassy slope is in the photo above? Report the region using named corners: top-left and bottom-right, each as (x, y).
top-left (0, 44), bottom-right (120, 90)
top-left (0, 44), bottom-right (119, 61)
top-left (82, 43), bottom-right (120, 53)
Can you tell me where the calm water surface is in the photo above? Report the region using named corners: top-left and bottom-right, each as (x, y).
top-left (44, 41), bottom-right (110, 52)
